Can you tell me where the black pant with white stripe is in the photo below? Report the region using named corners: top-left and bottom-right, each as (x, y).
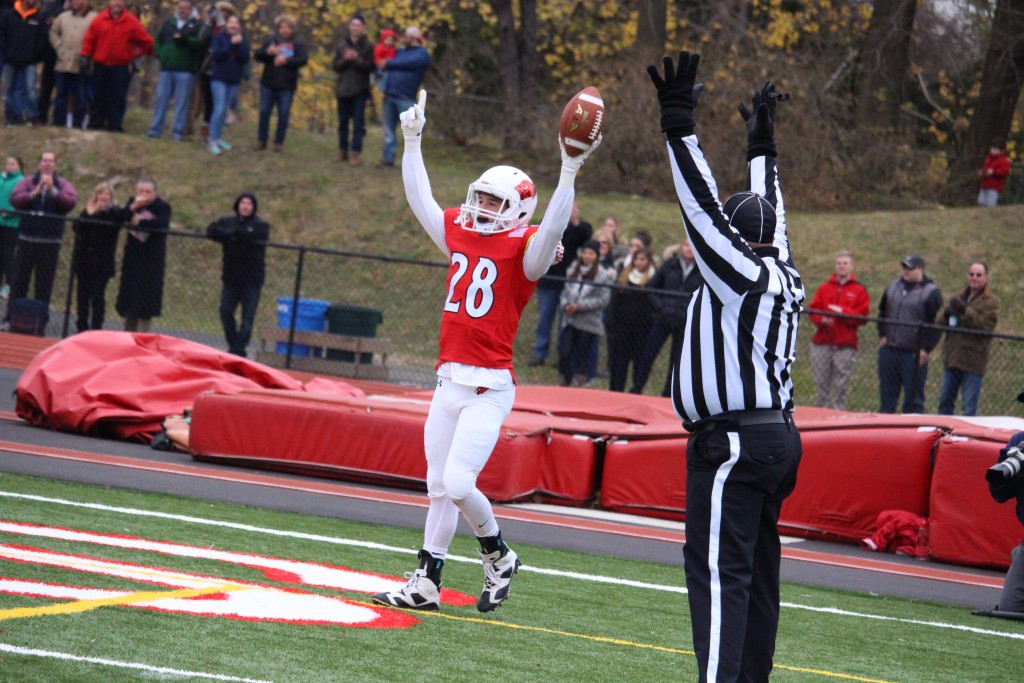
top-left (683, 420), bottom-right (802, 683)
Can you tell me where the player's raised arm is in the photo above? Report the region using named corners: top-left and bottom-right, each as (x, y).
top-left (524, 89), bottom-right (604, 280)
top-left (400, 90), bottom-right (448, 256)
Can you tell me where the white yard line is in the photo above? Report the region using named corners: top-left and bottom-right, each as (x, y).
top-left (0, 643), bottom-right (273, 682)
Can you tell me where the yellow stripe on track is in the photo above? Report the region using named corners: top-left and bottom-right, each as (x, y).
top-left (0, 584), bottom-right (245, 621)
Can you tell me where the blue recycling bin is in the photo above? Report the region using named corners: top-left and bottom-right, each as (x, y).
top-left (276, 297), bottom-right (329, 357)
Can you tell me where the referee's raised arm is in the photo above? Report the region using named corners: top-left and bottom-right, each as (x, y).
top-left (647, 53), bottom-right (805, 683)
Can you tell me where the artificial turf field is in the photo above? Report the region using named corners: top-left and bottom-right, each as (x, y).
top-left (0, 472), bottom-right (1021, 682)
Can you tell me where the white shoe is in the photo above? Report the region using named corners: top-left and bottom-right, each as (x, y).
top-left (477, 546), bottom-right (521, 612)
top-left (372, 550), bottom-right (442, 611)
top-left (372, 570), bottom-right (440, 611)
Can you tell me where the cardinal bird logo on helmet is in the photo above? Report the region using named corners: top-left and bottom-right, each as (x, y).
top-left (515, 180), bottom-right (536, 201)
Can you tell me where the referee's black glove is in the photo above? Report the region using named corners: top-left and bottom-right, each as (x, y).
top-left (647, 51), bottom-right (702, 139)
top-left (738, 81), bottom-right (778, 160)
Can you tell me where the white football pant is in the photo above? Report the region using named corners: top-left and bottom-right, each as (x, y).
top-left (421, 378), bottom-right (514, 558)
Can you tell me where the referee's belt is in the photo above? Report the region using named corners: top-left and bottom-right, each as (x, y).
top-left (684, 409), bottom-right (790, 434)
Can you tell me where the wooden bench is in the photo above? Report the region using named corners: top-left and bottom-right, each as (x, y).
top-left (256, 326), bottom-right (392, 381)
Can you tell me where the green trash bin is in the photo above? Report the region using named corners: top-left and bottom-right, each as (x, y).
top-left (326, 305), bottom-right (384, 363)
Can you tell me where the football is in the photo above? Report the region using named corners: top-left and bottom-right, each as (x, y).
top-left (559, 86), bottom-right (605, 157)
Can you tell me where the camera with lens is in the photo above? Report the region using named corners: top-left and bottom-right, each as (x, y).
top-left (986, 446), bottom-right (1024, 483)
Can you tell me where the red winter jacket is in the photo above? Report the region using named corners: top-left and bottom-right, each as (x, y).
top-left (808, 274), bottom-right (870, 349)
top-left (80, 8), bottom-right (153, 66)
top-left (980, 153), bottom-right (1011, 193)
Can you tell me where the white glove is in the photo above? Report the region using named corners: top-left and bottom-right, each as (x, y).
top-left (554, 240), bottom-right (565, 264)
top-left (400, 90), bottom-right (427, 139)
top-left (560, 133), bottom-right (602, 176)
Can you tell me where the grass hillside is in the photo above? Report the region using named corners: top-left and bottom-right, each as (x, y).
top-left (6, 108), bottom-right (1021, 334)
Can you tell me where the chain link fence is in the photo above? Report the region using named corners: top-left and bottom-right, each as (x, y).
top-left (3, 212), bottom-right (1023, 418)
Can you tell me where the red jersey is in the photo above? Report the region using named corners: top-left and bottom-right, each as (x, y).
top-left (437, 208), bottom-right (539, 369)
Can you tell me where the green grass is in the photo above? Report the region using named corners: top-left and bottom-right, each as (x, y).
top-left (1, 472), bottom-right (1022, 682)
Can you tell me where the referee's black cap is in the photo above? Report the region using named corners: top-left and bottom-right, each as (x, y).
top-left (723, 192), bottom-right (776, 244)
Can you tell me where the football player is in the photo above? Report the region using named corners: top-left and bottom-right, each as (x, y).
top-left (371, 91), bottom-right (599, 612)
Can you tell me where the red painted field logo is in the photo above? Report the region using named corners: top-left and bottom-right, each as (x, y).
top-left (0, 521), bottom-right (473, 626)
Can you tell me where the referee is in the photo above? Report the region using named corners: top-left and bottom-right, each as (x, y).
top-left (647, 53), bottom-right (805, 682)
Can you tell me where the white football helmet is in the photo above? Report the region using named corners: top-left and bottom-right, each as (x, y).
top-left (457, 165), bottom-right (538, 234)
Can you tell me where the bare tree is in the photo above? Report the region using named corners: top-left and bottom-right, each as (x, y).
top-left (852, 0), bottom-right (919, 133)
top-left (947, 0), bottom-right (1024, 204)
top-left (635, 0), bottom-right (667, 61)
top-left (490, 0), bottom-right (542, 149)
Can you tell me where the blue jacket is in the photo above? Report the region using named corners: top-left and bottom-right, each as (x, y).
top-left (383, 45), bottom-right (429, 100)
top-left (210, 32), bottom-right (250, 85)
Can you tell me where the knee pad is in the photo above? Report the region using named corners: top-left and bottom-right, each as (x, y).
top-left (442, 468), bottom-right (477, 503)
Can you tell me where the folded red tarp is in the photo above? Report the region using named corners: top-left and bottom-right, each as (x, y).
top-left (14, 331), bottom-right (364, 442)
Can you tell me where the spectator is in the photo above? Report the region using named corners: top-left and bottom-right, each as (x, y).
top-left (807, 249), bottom-right (871, 410)
top-left (0, 0), bottom-right (49, 126)
top-left (631, 236), bottom-right (702, 396)
top-left (527, 201), bottom-right (591, 367)
top-left (192, 1), bottom-right (234, 141)
top-left (48, 0), bottom-right (96, 129)
top-left (114, 178), bottom-right (170, 332)
top-left (597, 215), bottom-right (628, 262)
top-left (379, 26), bottom-right (429, 168)
top-left (331, 14), bottom-right (373, 165)
top-left (71, 182), bottom-right (121, 332)
top-left (371, 91), bottom-right (599, 613)
top-left (877, 254), bottom-right (944, 414)
top-left (80, 0), bottom-right (154, 132)
top-left (253, 14), bottom-right (307, 153)
top-left (35, 0), bottom-right (64, 125)
top-left (206, 13), bottom-right (248, 155)
top-left (5, 151), bottom-right (78, 318)
top-left (647, 57), bottom-right (804, 682)
top-left (557, 239), bottom-right (612, 387)
top-left (606, 246), bottom-right (656, 392)
top-left (594, 228), bottom-right (617, 271)
top-left (0, 155), bottom-right (24, 301)
top-left (936, 261), bottom-right (1000, 416)
top-left (585, 229), bottom-right (620, 383)
top-left (147, 0), bottom-right (206, 141)
top-left (974, 423), bottom-right (1024, 618)
top-left (372, 27), bottom-right (396, 95)
top-left (205, 192), bottom-right (269, 357)
top-left (614, 229), bottom-right (656, 271)
top-left (978, 140), bottom-right (1011, 208)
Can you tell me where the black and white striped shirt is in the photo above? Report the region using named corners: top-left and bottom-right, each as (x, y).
top-left (664, 135), bottom-right (805, 423)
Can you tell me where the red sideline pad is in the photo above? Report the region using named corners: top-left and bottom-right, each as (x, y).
top-left (929, 436), bottom-right (1021, 569)
top-left (190, 387), bottom-right (644, 503)
top-left (779, 424), bottom-right (939, 540)
top-left (190, 386), bottom-right (686, 503)
top-left (601, 438), bottom-right (687, 521)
